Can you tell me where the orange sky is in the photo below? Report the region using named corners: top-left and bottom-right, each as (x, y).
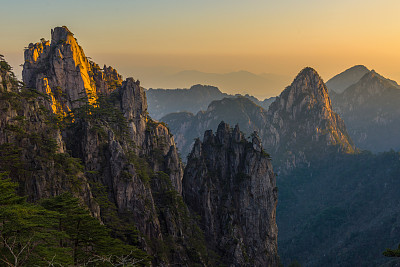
top-left (2, 0), bottom-right (400, 97)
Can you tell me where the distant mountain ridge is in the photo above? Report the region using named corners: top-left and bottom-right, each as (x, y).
top-left (162, 96), bottom-right (269, 158)
top-left (146, 84), bottom-right (275, 119)
top-left (331, 69), bottom-right (400, 152)
top-left (146, 69), bottom-right (290, 98)
top-left (326, 65), bottom-right (370, 93)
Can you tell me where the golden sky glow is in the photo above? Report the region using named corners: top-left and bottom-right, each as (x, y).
top-left (2, 0), bottom-right (400, 97)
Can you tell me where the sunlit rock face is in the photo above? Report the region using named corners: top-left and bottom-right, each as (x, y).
top-left (23, 26), bottom-right (122, 116)
top-left (19, 28), bottom-right (192, 264)
top-left (183, 122), bottom-right (279, 266)
top-left (264, 67), bottom-right (355, 170)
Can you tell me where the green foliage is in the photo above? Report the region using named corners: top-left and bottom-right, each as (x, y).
top-left (0, 174), bottom-right (63, 266)
top-left (288, 260), bottom-right (302, 267)
top-left (278, 151), bottom-right (400, 266)
top-left (67, 93), bottom-right (129, 138)
top-left (0, 143), bottom-right (24, 176)
top-left (0, 178), bottom-right (150, 267)
top-left (150, 171), bottom-right (214, 265)
top-left (88, 181), bottom-right (145, 251)
top-left (128, 152), bottom-right (152, 184)
top-left (40, 193), bottom-right (150, 266)
top-left (383, 244), bottom-right (400, 257)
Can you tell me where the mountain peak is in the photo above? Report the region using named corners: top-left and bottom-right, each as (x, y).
top-left (265, 67), bottom-right (355, 168)
top-left (51, 26), bottom-right (73, 44)
top-left (273, 67), bottom-right (331, 117)
top-left (23, 26), bottom-right (123, 115)
top-left (297, 67), bottom-right (320, 78)
top-left (326, 65), bottom-right (370, 93)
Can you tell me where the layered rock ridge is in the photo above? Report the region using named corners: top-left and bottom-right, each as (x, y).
top-left (183, 121), bottom-right (279, 266)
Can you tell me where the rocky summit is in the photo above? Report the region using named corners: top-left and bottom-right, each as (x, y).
top-left (23, 26), bottom-right (122, 116)
top-left (263, 67), bottom-right (355, 169)
top-left (183, 121), bottom-right (279, 266)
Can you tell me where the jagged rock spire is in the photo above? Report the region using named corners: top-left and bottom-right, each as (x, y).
top-left (183, 121), bottom-right (278, 266)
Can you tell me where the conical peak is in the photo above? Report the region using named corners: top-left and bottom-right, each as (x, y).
top-left (293, 67), bottom-right (324, 85)
top-left (350, 65), bottom-right (369, 72)
top-left (297, 67), bottom-right (319, 77)
top-left (282, 67), bottom-right (329, 103)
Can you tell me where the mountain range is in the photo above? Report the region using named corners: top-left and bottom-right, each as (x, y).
top-left (146, 84), bottom-right (275, 120)
top-left (163, 67), bottom-right (355, 169)
top-left (145, 69), bottom-right (290, 98)
top-left (161, 65), bottom-right (400, 266)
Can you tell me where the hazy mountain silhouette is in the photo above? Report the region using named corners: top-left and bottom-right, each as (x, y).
top-left (146, 84), bottom-right (275, 119)
top-left (326, 65), bottom-right (370, 93)
top-left (331, 70), bottom-right (400, 152)
top-left (146, 70), bottom-right (290, 98)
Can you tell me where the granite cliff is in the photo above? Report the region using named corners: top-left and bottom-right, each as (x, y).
top-left (23, 26), bottom-right (122, 116)
top-left (5, 27), bottom-right (204, 265)
top-left (264, 67), bottom-right (355, 169)
top-left (162, 96), bottom-right (269, 159)
top-left (183, 122), bottom-right (278, 266)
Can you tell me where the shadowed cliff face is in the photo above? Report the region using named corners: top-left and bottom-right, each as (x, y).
top-left (331, 70), bottom-right (400, 152)
top-left (0, 55), bottom-right (101, 216)
top-left (183, 121), bottom-right (278, 266)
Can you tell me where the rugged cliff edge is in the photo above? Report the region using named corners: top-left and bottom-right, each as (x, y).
top-left (183, 121), bottom-right (279, 266)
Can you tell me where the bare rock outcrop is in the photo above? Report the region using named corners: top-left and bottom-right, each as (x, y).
top-left (23, 26), bottom-right (122, 115)
top-left (183, 121), bottom-right (279, 266)
top-left (264, 67), bottom-right (355, 169)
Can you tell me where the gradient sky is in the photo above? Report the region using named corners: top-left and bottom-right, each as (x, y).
top-left (1, 0), bottom-right (400, 97)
